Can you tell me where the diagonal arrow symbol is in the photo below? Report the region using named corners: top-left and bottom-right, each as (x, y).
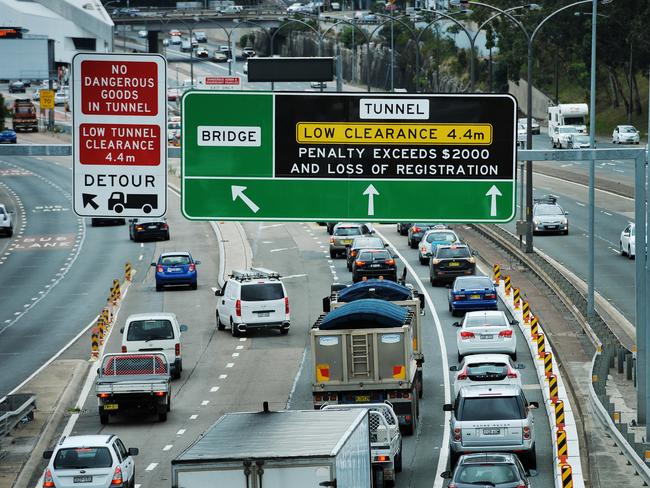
top-left (362, 184), bottom-right (379, 216)
top-left (82, 193), bottom-right (99, 210)
top-left (231, 185), bottom-right (260, 213)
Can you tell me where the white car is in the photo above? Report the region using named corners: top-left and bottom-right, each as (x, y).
top-left (450, 353), bottom-right (523, 395)
top-left (517, 123), bottom-right (527, 148)
top-left (121, 313), bottom-right (188, 379)
top-left (612, 125), bottom-right (640, 144)
top-left (170, 35), bottom-right (182, 45)
top-left (195, 46), bottom-right (209, 58)
top-left (551, 124), bottom-right (580, 149)
top-left (54, 92), bottom-right (68, 106)
top-left (620, 222), bottom-right (635, 258)
top-left (518, 117), bottom-right (540, 135)
top-left (243, 61), bottom-right (248, 74)
top-left (215, 268), bottom-right (290, 336)
top-left (213, 51), bottom-right (228, 62)
top-left (287, 2), bottom-right (303, 12)
top-left (42, 435), bottom-right (138, 488)
top-left (137, 29), bottom-right (148, 38)
top-left (454, 310), bottom-right (518, 363)
top-left (418, 228), bottom-right (459, 264)
top-left (0, 204), bottom-right (13, 237)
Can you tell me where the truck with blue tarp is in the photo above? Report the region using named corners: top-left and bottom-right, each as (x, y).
top-left (311, 297), bottom-right (420, 435)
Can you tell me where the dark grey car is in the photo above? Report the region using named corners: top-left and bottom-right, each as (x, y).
top-left (442, 452), bottom-right (532, 487)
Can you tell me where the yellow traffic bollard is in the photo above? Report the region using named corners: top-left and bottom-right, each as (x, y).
top-left (504, 276), bottom-right (511, 296)
top-left (560, 463), bottom-right (573, 488)
top-left (125, 262), bottom-right (132, 282)
top-left (555, 400), bottom-right (565, 429)
top-left (522, 301), bottom-right (530, 324)
top-left (544, 351), bottom-right (553, 378)
top-left (557, 428), bottom-right (568, 464)
top-left (548, 374), bottom-right (559, 403)
top-left (537, 333), bottom-right (546, 359)
top-left (91, 327), bottom-right (99, 360)
top-left (492, 264), bottom-right (501, 285)
top-left (531, 316), bottom-right (539, 339)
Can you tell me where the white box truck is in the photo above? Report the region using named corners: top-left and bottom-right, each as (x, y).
top-left (171, 405), bottom-right (372, 488)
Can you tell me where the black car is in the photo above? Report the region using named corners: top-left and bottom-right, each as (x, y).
top-left (346, 236), bottom-right (386, 271)
top-left (91, 218), bottom-right (126, 227)
top-left (441, 453), bottom-right (532, 487)
top-left (407, 223), bottom-right (442, 248)
top-left (129, 218), bottom-right (170, 242)
top-left (352, 249), bottom-right (397, 283)
top-left (8, 81), bottom-right (26, 93)
top-left (396, 223), bottom-right (412, 236)
top-left (429, 244), bottom-right (476, 285)
top-left (326, 222), bottom-right (338, 234)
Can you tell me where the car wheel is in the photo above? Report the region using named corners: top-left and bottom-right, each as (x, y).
top-left (510, 352), bottom-right (517, 361)
top-left (523, 445), bottom-right (537, 470)
top-left (563, 229), bottom-right (569, 235)
top-left (280, 327), bottom-right (289, 335)
top-left (628, 246), bottom-right (634, 260)
top-left (216, 311), bottom-right (225, 330)
top-left (99, 411), bottom-right (109, 425)
top-left (457, 352), bottom-right (463, 363)
top-left (449, 450), bottom-right (460, 470)
top-left (347, 261), bottom-right (351, 271)
top-left (620, 242), bottom-right (626, 256)
top-left (448, 303), bottom-right (453, 312)
top-left (164, 232), bottom-right (170, 241)
top-left (330, 250), bottom-right (336, 259)
top-left (172, 365), bottom-right (181, 380)
top-left (158, 411), bottom-right (167, 422)
top-left (418, 254), bottom-right (427, 265)
top-left (190, 282), bottom-right (197, 290)
top-left (430, 277), bottom-right (436, 286)
top-left (394, 443), bottom-right (403, 472)
top-left (230, 319), bottom-right (239, 337)
top-left (7, 227), bottom-right (13, 237)
top-left (156, 283), bottom-right (163, 292)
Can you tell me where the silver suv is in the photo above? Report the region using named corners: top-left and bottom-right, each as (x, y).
top-left (443, 385), bottom-right (538, 469)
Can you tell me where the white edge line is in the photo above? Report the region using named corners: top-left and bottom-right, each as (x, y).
top-left (286, 346), bottom-right (308, 409)
top-left (375, 229), bottom-right (451, 488)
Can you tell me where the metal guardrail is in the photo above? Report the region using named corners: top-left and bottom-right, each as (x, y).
top-left (0, 394), bottom-right (36, 439)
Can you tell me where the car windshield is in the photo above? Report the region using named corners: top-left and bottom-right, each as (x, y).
top-left (127, 320), bottom-right (174, 341)
top-left (160, 255), bottom-right (190, 265)
top-left (437, 247), bottom-right (470, 259)
top-left (53, 447), bottom-right (113, 469)
top-left (426, 232), bottom-right (457, 243)
top-left (334, 227), bottom-right (362, 236)
top-left (354, 238), bottom-right (383, 249)
top-left (456, 464), bottom-right (520, 484)
top-left (465, 314), bottom-right (506, 327)
top-left (0, 208), bottom-right (5, 215)
top-left (559, 127), bottom-right (577, 133)
top-left (459, 396), bottom-right (524, 421)
top-left (466, 363), bottom-right (509, 377)
top-left (534, 204), bottom-right (563, 216)
top-left (574, 135), bottom-right (589, 143)
top-left (454, 277), bottom-right (493, 290)
top-left (15, 106), bottom-right (33, 114)
top-left (241, 283), bottom-right (284, 301)
top-left (358, 250), bottom-right (391, 261)
top-left (621, 126), bottom-right (637, 133)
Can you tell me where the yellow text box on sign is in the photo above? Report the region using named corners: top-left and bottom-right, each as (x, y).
top-left (296, 123), bottom-right (493, 145)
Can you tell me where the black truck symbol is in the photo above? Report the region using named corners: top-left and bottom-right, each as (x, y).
top-left (108, 192), bottom-right (157, 214)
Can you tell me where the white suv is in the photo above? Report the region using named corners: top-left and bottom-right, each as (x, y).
top-left (215, 268), bottom-right (290, 336)
top-left (0, 204), bottom-right (13, 237)
top-left (42, 435), bottom-right (138, 488)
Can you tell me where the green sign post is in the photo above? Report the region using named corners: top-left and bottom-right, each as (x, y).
top-left (181, 92), bottom-right (517, 222)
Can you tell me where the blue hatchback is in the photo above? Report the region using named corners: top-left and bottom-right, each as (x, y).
top-left (0, 129), bottom-right (17, 144)
top-left (153, 251), bottom-right (200, 291)
top-left (448, 276), bottom-right (497, 316)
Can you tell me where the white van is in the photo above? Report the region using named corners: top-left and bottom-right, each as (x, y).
top-left (215, 268), bottom-right (290, 336)
top-left (121, 313), bottom-right (188, 379)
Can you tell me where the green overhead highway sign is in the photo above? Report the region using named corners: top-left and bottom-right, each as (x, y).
top-left (181, 92), bottom-right (517, 222)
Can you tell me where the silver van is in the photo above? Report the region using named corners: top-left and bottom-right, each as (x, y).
top-left (443, 385), bottom-right (538, 469)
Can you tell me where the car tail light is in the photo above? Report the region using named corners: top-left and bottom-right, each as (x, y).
top-left (374, 455), bottom-right (389, 462)
top-left (413, 226), bottom-right (421, 233)
top-left (499, 329), bottom-right (513, 338)
top-left (355, 260), bottom-right (365, 266)
top-left (453, 294), bottom-right (466, 301)
top-left (351, 250), bottom-right (357, 257)
top-left (485, 293), bottom-right (496, 299)
top-left (507, 367), bottom-right (518, 379)
top-left (43, 469), bottom-right (55, 487)
top-left (235, 299), bottom-right (241, 317)
top-left (385, 259), bottom-right (395, 265)
top-left (154, 391), bottom-right (166, 397)
top-left (188, 263), bottom-right (196, 272)
top-left (175, 343), bottom-right (180, 356)
top-left (98, 393), bottom-right (109, 398)
top-left (515, 485), bottom-right (526, 488)
top-left (156, 265), bottom-right (163, 273)
top-left (460, 331), bottom-right (475, 339)
top-left (329, 237), bottom-right (334, 244)
top-left (121, 345), bottom-right (127, 353)
top-left (285, 296), bottom-right (290, 314)
top-left (161, 223), bottom-right (169, 230)
top-left (135, 225), bottom-right (143, 231)
top-left (457, 369), bottom-right (468, 380)
top-left (448, 484), bottom-right (457, 488)
top-left (453, 428), bottom-right (462, 441)
top-left (523, 426), bottom-right (531, 440)
top-left (111, 465), bottom-right (123, 485)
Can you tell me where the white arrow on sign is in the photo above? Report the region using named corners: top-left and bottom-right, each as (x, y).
top-left (485, 185), bottom-right (502, 217)
top-left (363, 184), bottom-right (379, 216)
top-left (231, 185), bottom-right (260, 213)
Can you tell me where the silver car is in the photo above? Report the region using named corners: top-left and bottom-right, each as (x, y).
top-left (443, 385), bottom-right (538, 469)
top-left (454, 311), bottom-right (518, 363)
top-left (532, 197), bottom-right (568, 235)
top-left (450, 353), bottom-right (524, 395)
top-left (0, 203), bottom-right (13, 237)
top-left (329, 223), bottom-right (373, 258)
top-left (612, 124), bottom-right (640, 144)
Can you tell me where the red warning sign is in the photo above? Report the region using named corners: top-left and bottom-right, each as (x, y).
top-left (78, 123), bottom-right (161, 166)
top-left (81, 60), bottom-right (158, 116)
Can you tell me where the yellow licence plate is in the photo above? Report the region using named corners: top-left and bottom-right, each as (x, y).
top-left (470, 294), bottom-right (481, 299)
top-left (103, 404), bottom-right (118, 410)
top-left (342, 240), bottom-right (353, 245)
top-left (355, 395), bottom-right (370, 402)
top-left (448, 262), bottom-right (460, 267)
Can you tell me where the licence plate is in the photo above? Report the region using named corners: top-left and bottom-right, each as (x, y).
top-left (546, 225), bottom-right (557, 229)
top-left (103, 404), bottom-right (118, 410)
top-left (483, 428), bottom-right (500, 435)
top-left (74, 476), bottom-right (93, 483)
top-left (342, 240), bottom-right (352, 245)
top-left (355, 395), bottom-right (370, 402)
top-left (148, 225), bottom-right (157, 229)
top-left (480, 334), bottom-right (494, 340)
top-left (470, 294), bottom-right (481, 299)
top-left (167, 267), bottom-right (181, 272)
top-left (448, 262), bottom-right (460, 267)
top-left (257, 312), bottom-right (270, 317)
top-left (371, 264), bottom-right (381, 268)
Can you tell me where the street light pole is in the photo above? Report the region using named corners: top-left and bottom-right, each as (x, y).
top-left (390, 8), bottom-right (394, 92)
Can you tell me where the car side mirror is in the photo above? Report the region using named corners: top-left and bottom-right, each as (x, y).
top-left (529, 401), bottom-right (539, 409)
top-left (97, 368), bottom-right (100, 374)
top-left (527, 469), bottom-right (538, 477)
top-left (449, 365), bottom-right (458, 372)
top-left (564, 212), bottom-right (569, 216)
top-left (442, 403), bottom-right (453, 412)
top-left (120, 328), bottom-right (124, 333)
top-left (180, 324), bottom-right (188, 332)
top-left (516, 363), bottom-right (526, 370)
top-left (510, 319), bottom-right (518, 326)
top-left (194, 260), bottom-right (201, 265)
top-left (215, 289), bottom-right (223, 297)
top-left (452, 321), bottom-right (461, 327)
top-left (151, 262), bottom-right (156, 267)
top-left (472, 250), bottom-right (479, 256)
top-left (128, 219), bottom-right (135, 223)
top-left (440, 471), bottom-right (452, 479)
top-left (128, 447), bottom-right (139, 456)
top-left (43, 450), bottom-right (53, 460)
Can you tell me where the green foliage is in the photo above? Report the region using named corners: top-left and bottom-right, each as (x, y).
top-left (339, 26), bottom-right (367, 49)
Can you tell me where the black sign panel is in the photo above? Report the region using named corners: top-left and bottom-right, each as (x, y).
top-left (273, 93), bottom-right (517, 180)
top-left (247, 57), bottom-right (334, 82)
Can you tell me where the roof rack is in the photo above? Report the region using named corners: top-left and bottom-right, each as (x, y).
top-left (230, 268), bottom-right (282, 282)
top-left (534, 194), bottom-right (558, 204)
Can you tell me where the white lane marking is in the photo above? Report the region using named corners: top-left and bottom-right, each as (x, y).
top-left (236, 345), bottom-right (244, 350)
top-left (140, 242), bottom-right (144, 248)
top-left (145, 463), bottom-right (158, 471)
top-left (219, 374), bottom-right (228, 379)
top-left (521, 384), bottom-right (542, 390)
top-left (610, 248), bottom-right (620, 254)
top-left (226, 362), bottom-right (234, 368)
top-left (190, 414), bottom-right (198, 420)
top-left (260, 223), bottom-right (282, 229)
top-left (286, 344), bottom-right (309, 409)
top-left (176, 429), bottom-right (186, 436)
top-left (210, 386), bottom-right (220, 392)
top-left (575, 202), bottom-right (585, 207)
top-left (603, 211), bottom-right (612, 216)
top-left (201, 400), bottom-right (210, 406)
top-left (232, 352), bottom-right (240, 357)
top-left (614, 169), bottom-right (625, 173)
top-left (162, 445), bottom-right (173, 451)
top-left (536, 171), bottom-right (634, 201)
top-left (270, 247), bottom-right (288, 252)
top-left (281, 274), bottom-right (307, 280)
top-left (138, 254), bottom-right (143, 261)
top-left (262, 240), bottom-right (273, 244)
top-left (375, 229), bottom-right (451, 488)
top-left (239, 337), bottom-right (246, 342)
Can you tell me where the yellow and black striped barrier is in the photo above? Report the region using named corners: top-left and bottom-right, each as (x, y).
top-left (125, 262), bottom-right (133, 282)
top-left (555, 400), bottom-right (565, 428)
top-left (112, 279), bottom-right (121, 300)
top-left (561, 463), bottom-right (573, 488)
top-left (493, 264), bottom-right (500, 285)
top-left (513, 287), bottom-right (520, 309)
top-left (557, 428), bottom-right (568, 463)
top-left (522, 301), bottom-right (530, 324)
top-left (98, 318), bottom-right (105, 345)
top-left (537, 332), bottom-right (546, 359)
top-left (549, 374), bottom-right (559, 403)
top-left (504, 275), bottom-right (511, 296)
top-left (544, 351), bottom-right (553, 378)
top-left (91, 327), bottom-right (99, 360)
top-left (531, 315), bottom-right (539, 339)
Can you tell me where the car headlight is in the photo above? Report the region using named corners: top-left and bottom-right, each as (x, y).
top-left (431, 259), bottom-right (440, 265)
top-left (561, 219), bottom-right (567, 225)
top-left (533, 219), bottom-right (541, 225)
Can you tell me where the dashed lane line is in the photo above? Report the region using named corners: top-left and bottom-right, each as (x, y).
top-left (145, 463), bottom-right (158, 471)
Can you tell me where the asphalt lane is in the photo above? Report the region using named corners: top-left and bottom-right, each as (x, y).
top-left (0, 157), bottom-right (145, 398)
